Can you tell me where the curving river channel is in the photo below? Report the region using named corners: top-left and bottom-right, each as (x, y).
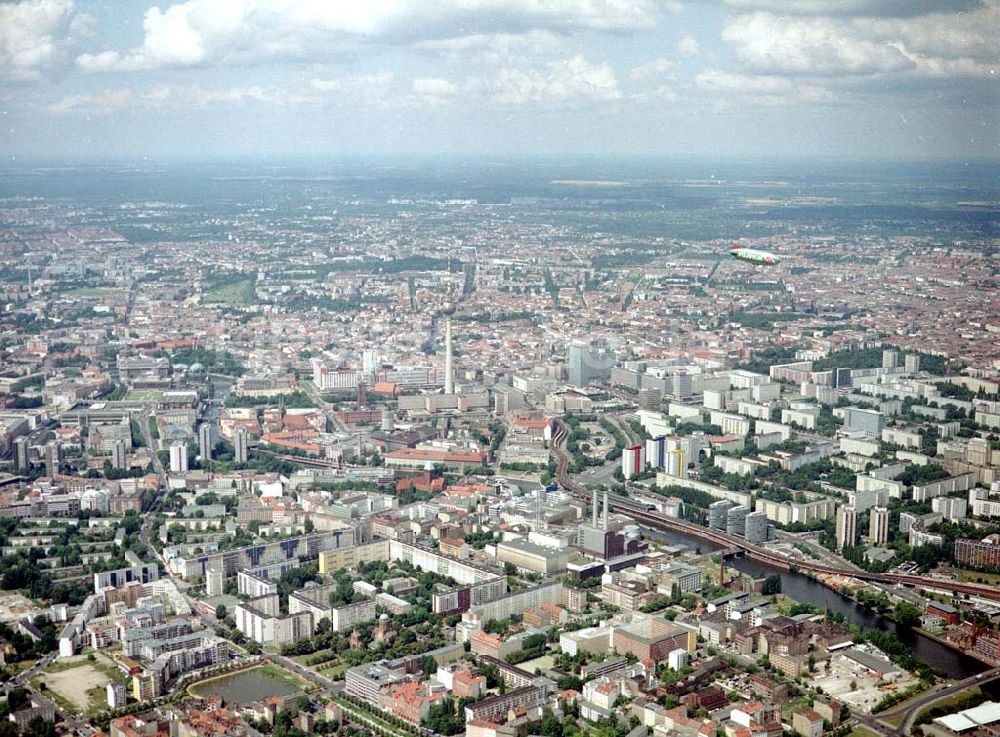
top-left (644, 526), bottom-right (992, 681)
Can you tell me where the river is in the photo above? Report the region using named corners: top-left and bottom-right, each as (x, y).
top-left (644, 526), bottom-right (991, 681)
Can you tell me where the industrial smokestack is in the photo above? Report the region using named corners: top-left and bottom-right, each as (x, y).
top-left (444, 318), bottom-right (454, 395)
top-left (603, 490), bottom-right (609, 530)
top-left (592, 488), bottom-right (598, 527)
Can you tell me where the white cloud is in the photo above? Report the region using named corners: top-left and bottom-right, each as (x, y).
top-left (696, 69), bottom-right (792, 94)
top-left (412, 77), bottom-right (458, 97)
top-left (139, 84), bottom-right (318, 108)
top-left (493, 56), bottom-right (621, 105)
top-left (795, 84), bottom-right (837, 102)
top-left (867, 4), bottom-right (1000, 62)
top-left (1, 0), bottom-right (92, 80)
top-left (53, 83), bottom-right (326, 112)
top-left (47, 88), bottom-right (132, 114)
top-left (721, 5), bottom-right (999, 78)
top-left (414, 30), bottom-right (561, 64)
top-left (900, 56), bottom-right (997, 78)
top-left (621, 58), bottom-right (678, 103)
top-left (309, 71), bottom-right (394, 100)
top-left (629, 57), bottom-right (675, 80)
top-left (78, 1), bottom-right (237, 72)
top-left (722, 12), bottom-right (915, 75)
top-left (678, 36), bottom-right (701, 57)
top-left (695, 69), bottom-right (835, 105)
top-left (76, 0), bottom-right (667, 73)
top-left (721, 0), bottom-right (984, 17)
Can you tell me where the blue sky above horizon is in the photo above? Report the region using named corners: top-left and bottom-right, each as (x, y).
top-left (1, 0), bottom-right (997, 162)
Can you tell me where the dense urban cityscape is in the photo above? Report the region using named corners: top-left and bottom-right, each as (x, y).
top-left (1, 0), bottom-right (998, 736)
top-left (0, 158), bottom-right (996, 737)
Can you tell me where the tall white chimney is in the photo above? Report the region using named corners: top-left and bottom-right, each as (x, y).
top-left (445, 318), bottom-right (454, 395)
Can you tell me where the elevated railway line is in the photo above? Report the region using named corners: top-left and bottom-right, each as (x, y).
top-left (551, 420), bottom-right (1000, 603)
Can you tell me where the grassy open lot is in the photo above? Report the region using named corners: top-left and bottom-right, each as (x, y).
top-left (957, 569), bottom-right (1000, 586)
top-left (847, 727), bottom-right (879, 737)
top-left (517, 654), bottom-right (555, 672)
top-left (256, 663), bottom-right (312, 688)
top-left (315, 660), bottom-right (352, 678)
top-left (34, 654), bottom-right (122, 715)
top-left (204, 278), bottom-right (255, 306)
top-left (781, 696), bottom-right (813, 722)
top-left (123, 389), bottom-right (163, 402)
top-left (914, 688), bottom-right (985, 726)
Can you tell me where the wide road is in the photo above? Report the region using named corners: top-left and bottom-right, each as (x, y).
top-left (10, 652), bottom-right (56, 688)
top-left (850, 713), bottom-right (902, 737)
top-left (137, 409), bottom-right (169, 550)
top-left (300, 379), bottom-right (349, 434)
top-left (885, 666), bottom-right (1000, 733)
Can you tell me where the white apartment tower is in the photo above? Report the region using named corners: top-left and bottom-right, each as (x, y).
top-left (869, 506), bottom-right (890, 545)
top-left (169, 443), bottom-right (189, 473)
top-left (836, 505), bottom-right (858, 550)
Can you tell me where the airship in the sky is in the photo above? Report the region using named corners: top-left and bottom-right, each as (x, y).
top-left (730, 243), bottom-right (781, 265)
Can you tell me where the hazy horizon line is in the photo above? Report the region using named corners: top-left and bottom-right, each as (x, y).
top-left (3, 153), bottom-right (998, 168)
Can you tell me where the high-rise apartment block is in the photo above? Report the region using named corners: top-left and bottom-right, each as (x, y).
top-left (13, 436), bottom-right (30, 473)
top-left (836, 506), bottom-right (858, 550)
top-left (198, 422), bottom-right (217, 461)
top-left (112, 439), bottom-right (128, 470)
top-left (169, 443), bottom-right (188, 473)
top-left (622, 445), bottom-right (645, 480)
top-left (869, 506), bottom-right (889, 545)
top-left (954, 536), bottom-right (1000, 569)
top-left (744, 511), bottom-right (769, 544)
top-left (235, 428), bottom-right (249, 464)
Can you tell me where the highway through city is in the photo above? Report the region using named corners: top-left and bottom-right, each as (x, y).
top-left (847, 667), bottom-right (1000, 735)
top-left (885, 666), bottom-right (1000, 733)
top-left (300, 379), bottom-right (350, 434)
top-left (137, 408), bottom-right (169, 550)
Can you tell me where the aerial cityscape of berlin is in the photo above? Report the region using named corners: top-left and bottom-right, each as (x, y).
top-left (0, 2), bottom-right (998, 737)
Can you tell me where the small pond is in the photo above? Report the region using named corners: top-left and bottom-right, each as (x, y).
top-left (190, 667), bottom-right (302, 704)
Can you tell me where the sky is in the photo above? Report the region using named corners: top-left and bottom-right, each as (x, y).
top-left (0, 0), bottom-right (997, 162)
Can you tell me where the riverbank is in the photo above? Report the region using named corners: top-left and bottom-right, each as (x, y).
top-left (731, 558), bottom-right (987, 679)
top-left (810, 574), bottom-right (994, 676)
top-left (916, 627), bottom-right (999, 669)
top-left (646, 523), bottom-right (990, 680)
top-left (830, 579), bottom-right (998, 672)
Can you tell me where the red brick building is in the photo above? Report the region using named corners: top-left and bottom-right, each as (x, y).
top-left (388, 681), bottom-right (444, 725)
top-left (682, 686), bottom-right (728, 712)
top-left (925, 601), bottom-right (960, 625)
